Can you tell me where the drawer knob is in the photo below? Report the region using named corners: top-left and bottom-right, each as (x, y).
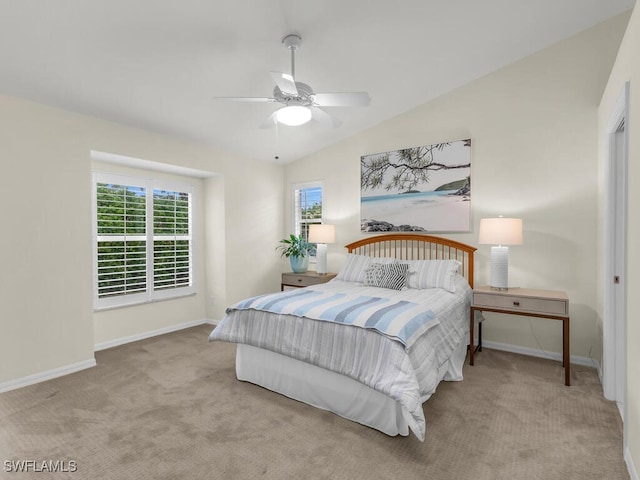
top-left (513, 301), bottom-right (520, 306)
top-left (298, 278), bottom-right (302, 282)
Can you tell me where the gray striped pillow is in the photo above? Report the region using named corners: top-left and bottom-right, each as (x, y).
top-left (364, 262), bottom-right (409, 290)
top-left (405, 260), bottom-right (460, 292)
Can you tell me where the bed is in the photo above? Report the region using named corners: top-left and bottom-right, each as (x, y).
top-left (209, 234), bottom-right (476, 441)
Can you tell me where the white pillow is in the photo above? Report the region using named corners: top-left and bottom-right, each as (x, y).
top-left (336, 254), bottom-right (396, 283)
top-left (405, 259), bottom-right (461, 292)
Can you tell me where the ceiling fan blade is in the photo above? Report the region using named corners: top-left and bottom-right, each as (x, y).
top-left (312, 92), bottom-right (371, 107)
top-left (214, 97), bottom-right (276, 103)
top-left (259, 111), bottom-right (278, 129)
top-left (270, 71), bottom-right (298, 96)
top-left (310, 107), bottom-right (342, 128)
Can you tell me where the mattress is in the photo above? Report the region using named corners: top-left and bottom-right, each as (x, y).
top-left (210, 275), bottom-right (472, 440)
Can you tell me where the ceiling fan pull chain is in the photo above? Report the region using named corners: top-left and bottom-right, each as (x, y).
top-left (275, 121), bottom-right (279, 159)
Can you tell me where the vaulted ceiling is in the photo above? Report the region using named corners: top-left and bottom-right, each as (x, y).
top-left (0, 0), bottom-right (634, 163)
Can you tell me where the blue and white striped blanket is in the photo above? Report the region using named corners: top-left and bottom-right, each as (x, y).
top-left (228, 288), bottom-right (439, 349)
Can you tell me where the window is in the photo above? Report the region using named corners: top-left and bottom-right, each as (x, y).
top-left (93, 172), bottom-right (194, 309)
top-left (293, 182), bottom-right (323, 244)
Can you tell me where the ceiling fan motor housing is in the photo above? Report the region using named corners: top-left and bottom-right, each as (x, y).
top-left (273, 82), bottom-right (315, 107)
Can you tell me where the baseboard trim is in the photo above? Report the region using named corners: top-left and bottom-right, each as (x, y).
top-left (1, 319), bottom-right (220, 393)
top-left (0, 358), bottom-right (97, 394)
top-left (482, 340), bottom-right (598, 369)
top-left (626, 447), bottom-right (639, 480)
top-left (597, 359), bottom-right (604, 384)
top-left (94, 318), bottom-right (217, 351)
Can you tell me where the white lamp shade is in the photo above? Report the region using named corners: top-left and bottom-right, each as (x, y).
top-left (308, 224), bottom-right (335, 244)
top-left (478, 218), bottom-right (523, 246)
top-left (276, 106), bottom-right (312, 126)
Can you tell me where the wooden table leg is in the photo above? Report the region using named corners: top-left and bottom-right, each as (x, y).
top-left (469, 307), bottom-right (475, 366)
top-left (563, 317), bottom-right (570, 386)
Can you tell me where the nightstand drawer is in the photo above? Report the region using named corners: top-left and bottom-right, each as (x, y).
top-left (281, 272), bottom-right (337, 290)
top-left (473, 293), bottom-right (568, 316)
top-left (282, 274), bottom-right (317, 287)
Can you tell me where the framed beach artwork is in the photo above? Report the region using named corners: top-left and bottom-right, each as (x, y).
top-left (360, 139), bottom-right (471, 233)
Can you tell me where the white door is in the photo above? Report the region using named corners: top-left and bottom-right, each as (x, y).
top-left (603, 83), bottom-right (628, 431)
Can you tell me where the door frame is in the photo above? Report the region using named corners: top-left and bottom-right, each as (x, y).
top-left (602, 82), bottom-right (629, 429)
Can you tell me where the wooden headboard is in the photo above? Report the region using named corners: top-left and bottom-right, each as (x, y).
top-left (345, 234), bottom-right (477, 288)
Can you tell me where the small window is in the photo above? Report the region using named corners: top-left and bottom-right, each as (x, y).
top-left (93, 172), bottom-right (194, 309)
top-left (293, 182), bottom-right (323, 244)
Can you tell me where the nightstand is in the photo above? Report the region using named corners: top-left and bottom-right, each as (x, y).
top-left (470, 286), bottom-right (570, 386)
top-left (281, 271), bottom-right (337, 290)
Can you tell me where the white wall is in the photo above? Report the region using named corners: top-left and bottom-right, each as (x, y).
top-left (598, 3), bottom-right (640, 474)
top-left (0, 95), bottom-right (284, 386)
top-left (284, 14), bottom-right (629, 362)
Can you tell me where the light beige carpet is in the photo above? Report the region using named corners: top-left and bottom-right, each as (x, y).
top-left (0, 324), bottom-right (628, 480)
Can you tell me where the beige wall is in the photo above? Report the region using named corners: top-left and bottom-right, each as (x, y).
top-left (0, 95), bottom-right (283, 386)
top-left (284, 15), bottom-right (628, 362)
top-left (598, 3), bottom-right (640, 474)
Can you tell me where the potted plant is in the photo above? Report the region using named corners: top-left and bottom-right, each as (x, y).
top-left (276, 234), bottom-right (316, 273)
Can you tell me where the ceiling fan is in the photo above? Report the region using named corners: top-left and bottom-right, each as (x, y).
top-left (216, 34), bottom-right (371, 128)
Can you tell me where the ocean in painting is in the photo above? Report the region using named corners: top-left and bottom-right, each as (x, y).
top-left (361, 190), bottom-right (470, 232)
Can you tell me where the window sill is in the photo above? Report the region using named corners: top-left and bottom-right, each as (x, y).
top-left (93, 291), bottom-right (197, 312)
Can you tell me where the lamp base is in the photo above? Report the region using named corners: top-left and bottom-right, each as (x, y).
top-left (316, 243), bottom-right (328, 275)
top-left (490, 246), bottom-right (509, 290)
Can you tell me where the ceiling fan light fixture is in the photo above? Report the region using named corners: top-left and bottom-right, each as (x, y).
top-left (276, 105), bottom-right (312, 126)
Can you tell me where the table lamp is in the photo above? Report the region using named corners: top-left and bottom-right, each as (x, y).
top-left (308, 224), bottom-right (335, 275)
top-left (478, 217), bottom-right (523, 290)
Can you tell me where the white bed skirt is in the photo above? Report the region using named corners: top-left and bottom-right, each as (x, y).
top-left (235, 338), bottom-right (468, 439)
